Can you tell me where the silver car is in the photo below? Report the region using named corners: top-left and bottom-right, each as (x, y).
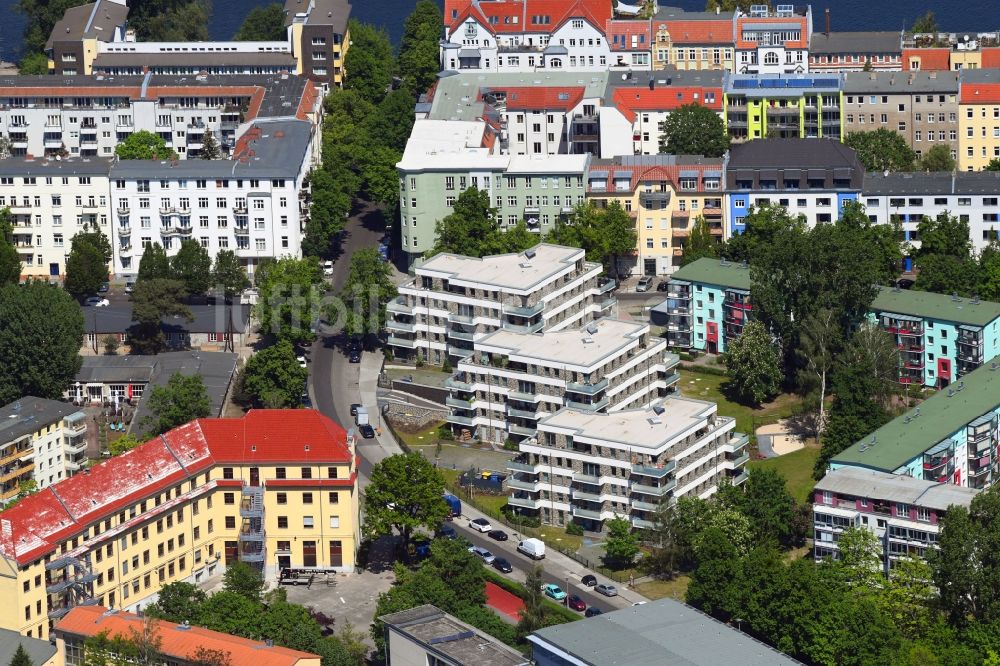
top-left (469, 545), bottom-right (496, 564)
top-left (636, 276), bottom-right (654, 292)
top-left (595, 583), bottom-right (618, 597)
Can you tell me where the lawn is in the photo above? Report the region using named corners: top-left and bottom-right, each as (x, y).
top-left (392, 420), bottom-right (446, 451)
top-left (635, 575), bottom-right (690, 601)
top-left (749, 445), bottom-right (820, 504)
top-left (384, 366), bottom-right (452, 388)
top-left (676, 367), bottom-right (804, 439)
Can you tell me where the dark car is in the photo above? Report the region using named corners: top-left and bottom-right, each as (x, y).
top-left (350, 403), bottom-right (362, 416)
top-left (567, 594), bottom-right (586, 612)
top-left (358, 423), bottom-right (376, 439)
top-left (98, 283), bottom-right (109, 293)
top-left (347, 337), bottom-right (362, 352)
top-left (348, 350), bottom-right (362, 363)
top-left (581, 574), bottom-right (597, 587)
top-left (437, 524), bottom-right (457, 539)
top-left (585, 607), bottom-right (604, 618)
top-left (488, 529), bottom-right (508, 542)
top-left (656, 280), bottom-right (669, 292)
top-left (492, 557), bottom-right (513, 574)
top-left (896, 278), bottom-right (915, 290)
top-left (300, 392), bottom-right (312, 408)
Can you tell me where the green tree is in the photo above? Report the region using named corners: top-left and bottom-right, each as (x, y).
top-left (914, 211), bottom-right (977, 295)
top-left (987, 158), bottom-right (1000, 172)
top-left (255, 257), bottom-right (324, 345)
top-left (912, 10), bottom-right (939, 33)
top-left (187, 647), bottom-right (233, 666)
top-left (600, 201), bottom-right (639, 278)
top-left (301, 169), bottom-right (350, 258)
top-left (170, 239), bottom-right (212, 296)
top-left (359, 143), bottom-right (403, 210)
top-left (338, 247), bottom-right (397, 336)
top-left (233, 2), bottom-right (286, 40)
top-left (199, 130), bottom-right (223, 160)
top-left (844, 129), bottom-right (917, 172)
top-left (129, 278), bottom-right (191, 354)
top-left (796, 308), bottom-right (842, 436)
top-left (18, 52), bottom-right (48, 75)
top-left (102, 334), bottom-right (120, 355)
top-left (724, 320), bottom-right (781, 406)
top-left (260, 602), bottom-right (323, 653)
top-left (680, 215), bottom-right (719, 266)
top-left (517, 565), bottom-right (547, 638)
top-left (241, 340), bottom-right (308, 408)
top-left (979, 241), bottom-right (1000, 301)
top-left (658, 103), bottom-right (730, 157)
top-left (731, 468), bottom-right (799, 547)
top-left (196, 591), bottom-right (263, 639)
top-left (0, 213), bottom-right (19, 284)
top-left (108, 434), bottom-right (143, 457)
top-left (881, 556), bottom-right (935, 640)
top-left (362, 453), bottom-right (449, 547)
top-left (143, 373), bottom-right (211, 436)
top-left (145, 581), bottom-right (207, 623)
top-left (398, 0), bottom-right (443, 93)
top-left (0, 281), bottom-right (83, 404)
top-left (836, 526), bottom-right (883, 588)
top-left (64, 238), bottom-right (109, 300)
top-left (211, 249), bottom-right (247, 300)
top-left (603, 516), bottom-right (639, 569)
top-left (685, 527), bottom-right (744, 620)
top-left (138, 243), bottom-right (171, 281)
top-left (367, 87), bottom-right (418, 154)
top-left (115, 130), bottom-right (176, 160)
top-left (8, 644), bottom-right (33, 666)
top-left (644, 501), bottom-right (685, 577)
top-left (343, 20), bottom-right (395, 105)
top-left (921, 143), bottom-right (956, 172)
top-left (432, 188), bottom-right (503, 257)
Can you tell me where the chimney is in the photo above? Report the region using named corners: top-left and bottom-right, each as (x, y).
top-left (649, 79), bottom-right (655, 90)
top-left (824, 8), bottom-right (830, 37)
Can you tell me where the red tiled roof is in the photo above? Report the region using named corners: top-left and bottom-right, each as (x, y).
top-left (501, 86), bottom-right (585, 110)
top-left (735, 15), bottom-right (809, 49)
top-left (982, 48), bottom-right (1000, 69)
top-left (960, 82), bottom-right (1000, 104)
top-left (295, 79), bottom-right (319, 121)
top-left (611, 85), bottom-right (723, 122)
top-left (656, 19), bottom-right (733, 45)
top-left (605, 19), bottom-right (651, 52)
top-left (57, 606), bottom-right (319, 666)
top-left (447, 0), bottom-right (612, 36)
top-left (0, 410), bottom-right (351, 566)
top-left (587, 162), bottom-right (721, 193)
top-left (902, 47), bottom-right (951, 71)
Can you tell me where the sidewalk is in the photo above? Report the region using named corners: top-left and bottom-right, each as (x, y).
top-left (360, 351), bottom-right (403, 458)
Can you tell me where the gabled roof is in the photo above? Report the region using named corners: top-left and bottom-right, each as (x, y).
top-left (447, 0), bottom-right (613, 37)
top-left (606, 19), bottom-right (651, 51)
top-left (902, 47), bottom-right (951, 71)
top-left (611, 85), bottom-right (723, 122)
top-left (809, 31), bottom-right (902, 55)
top-left (656, 18), bottom-right (734, 45)
top-left (871, 285), bottom-right (1000, 327)
top-left (668, 257), bottom-right (751, 290)
top-left (587, 154), bottom-right (724, 193)
top-left (46, 0), bottom-right (128, 50)
top-left (960, 82), bottom-right (1000, 104)
top-left (0, 410), bottom-right (351, 566)
top-left (503, 86), bottom-right (585, 110)
top-left (982, 48), bottom-right (1000, 69)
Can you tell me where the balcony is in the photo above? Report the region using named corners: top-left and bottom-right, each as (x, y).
top-left (507, 406), bottom-right (539, 420)
top-left (446, 396), bottom-right (477, 410)
top-left (387, 296), bottom-right (413, 314)
top-left (731, 470), bottom-right (749, 486)
top-left (502, 319), bottom-right (544, 334)
top-left (159, 206), bottom-right (191, 217)
top-left (572, 488), bottom-right (602, 502)
top-left (632, 516), bottom-right (658, 529)
top-left (509, 423), bottom-right (536, 437)
top-left (0, 463), bottom-right (34, 484)
top-left (386, 318), bottom-right (415, 333)
top-left (508, 390), bottom-right (540, 402)
top-left (632, 460), bottom-right (676, 478)
top-left (64, 437), bottom-right (87, 455)
top-left (597, 278), bottom-right (616, 294)
top-left (631, 478), bottom-right (677, 496)
top-left (566, 377), bottom-right (609, 395)
top-left (445, 375), bottom-right (474, 391)
top-left (240, 487), bottom-right (264, 518)
top-left (507, 459), bottom-right (542, 474)
top-left (233, 225), bottom-right (250, 236)
top-left (631, 499), bottom-right (661, 512)
top-left (504, 301), bottom-right (545, 317)
top-left (571, 506), bottom-right (603, 521)
top-left (447, 413), bottom-right (477, 427)
top-left (447, 345), bottom-right (475, 359)
top-left (233, 206), bottom-right (249, 215)
top-left (572, 472), bottom-right (600, 485)
top-left (387, 335), bottom-right (417, 349)
top-left (508, 495), bottom-right (543, 509)
top-left (565, 396), bottom-right (610, 412)
top-left (726, 452), bottom-right (750, 468)
top-left (448, 328), bottom-right (476, 341)
top-left (507, 477), bottom-right (543, 492)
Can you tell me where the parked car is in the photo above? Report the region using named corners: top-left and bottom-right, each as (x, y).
top-left (350, 403), bottom-right (362, 416)
top-left (300, 392), bottom-right (312, 408)
top-left (347, 337), bottom-right (362, 352)
top-left (492, 557), bottom-right (513, 574)
top-left (488, 529), bottom-right (508, 542)
top-left (323, 260), bottom-right (334, 276)
top-left (469, 518), bottom-right (492, 533)
top-left (567, 595), bottom-right (586, 612)
top-left (83, 296), bottom-right (109, 307)
top-left (581, 574), bottom-right (597, 587)
top-left (296, 355), bottom-right (307, 369)
top-left (656, 279), bottom-right (669, 292)
top-left (585, 607), bottom-right (604, 617)
top-left (469, 546), bottom-right (495, 564)
top-left (358, 423), bottom-right (375, 439)
top-left (437, 524), bottom-right (457, 540)
top-left (542, 584), bottom-right (567, 601)
top-left (124, 282), bottom-right (135, 294)
top-left (98, 283), bottom-right (109, 293)
top-left (348, 350), bottom-right (362, 363)
top-left (896, 278), bottom-right (915, 290)
top-left (595, 583), bottom-right (618, 597)
top-left (636, 276), bottom-right (654, 292)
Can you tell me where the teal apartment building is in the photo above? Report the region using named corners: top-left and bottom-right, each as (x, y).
top-left (830, 356), bottom-right (1000, 490)
top-left (652, 258), bottom-right (752, 353)
top-left (870, 286), bottom-right (1000, 388)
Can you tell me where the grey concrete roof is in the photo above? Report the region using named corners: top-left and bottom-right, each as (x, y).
top-left (863, 171), bottom-right (1000, 195)
top-left (46, 0), bottom-right (128, 50)
top-left (380, 605), bottom-right (529, 666)
top-left (0, 628), bottom-right (59, 666)
top-left (528, 598), bottom-right (801, 665)
top-left (0, 397), bottom-right (82, 444)
top-left (79, 303), bottom-right (251, 335)
top-left (815, 467), bottom-right (978, 512)
top-left (843, 70), bottom-right (960, 94)
top-left (726, 73), bottom-right (843, 95)
top-left (957, 69), bottom-right (1000, 84)
top-left (429, 71), bottom-right (609, 122)
top-left (810, 31), bottom-right (902, 54)
top-left (284, 0), bottom-right (352, 33)
top-left (111, 118), bottom-right (312, 179)
top-left (654, 6), bottom-right (734, 20)
top-left (0, 158), bottom-right (112, 177)
top-left (93, 51), bottom-right (297, 69)
top-left (729, 138), bottom-right (860, 169)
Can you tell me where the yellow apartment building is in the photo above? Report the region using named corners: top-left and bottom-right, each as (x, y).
top-left (959, 78), bottom-right (1000, 170)
top-left (586, 156), bottom-right (725, 276)
top-left (0, 409), bottom-right (359, 641)
top-left (652, 13), bottom-right (735, 72)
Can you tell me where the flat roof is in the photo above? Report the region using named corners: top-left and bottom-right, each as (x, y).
top-left (528, 598), bottom-right (801, 665)
top-left (871, 285), bottom-right (1000, 327)
top-left (428, 71), bottom-right (609, 122)
top-left (668, 257), bottom-right (752, 290)
top-left (416, 244), bottom-right (588, 294)
top-left (537, 396), bottom-right (716, 450)
top-left (843, 70), bottom-right (959, 94)
top-left (397, 119), bottom-right (504, 171)
top-left (80, 303), bottom-right (251, 334)
top-left (380, 605), bottom-right (528, 666)
top-left (474, 318), bottom-right (652, 370)
top-left (831, 356), bottom-right (1000, 472)
top-left (810, 31), bottom-right (902, 55)
top-left (815, 467), bottom-right (978, 512)
top-left (726, 73), bottom-right (843, 95)
top-left (0, 397), bottom-right (82, 444)
top-left (284, 0), bottom-right (351, 33)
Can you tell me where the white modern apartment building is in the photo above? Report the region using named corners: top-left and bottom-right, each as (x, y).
top-left (863, 170), bottom-right (1000, 251)
top-left (506, 395), bottom-right (747, 531)
top-left (813, 467), bottom-right (979, 573)
top-left (734, 5), bottom-right (813, 75)
top-left (109, 118), bottom-right (316, 280)
top-left (445, 318), bottom-right (679, 444)
top-left (0, 159), bottom-right (112, 281)
top-left (386, 244), bottom-right (615, 364)
top-left (0, 397), bottom-right (88, 502)
top-left (0, 73), bottom-right (319, 160)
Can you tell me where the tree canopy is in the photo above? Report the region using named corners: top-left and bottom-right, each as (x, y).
top-left (724, 320), bottom-right (781, 406)
top-left (115, 130), bottom-right (177, 160)
top-left (912, 10), bottom-right (939, 34)
top-left (921, 143), bottom-right (956, 172)
top-left (432, 188), bottom-right (539, 258)
top-left (129, 278), bottom-right (191, 354)
top-left (545, 200), bottom-right (637, 277)
top-left (363, 453), bottom-right (449, 547)
top-left (658, 103), bottom-right (730, 157)
top-left (343, 21), bottom-right (394, 106)
top-left (138, 243), bottom-right (171, 281)
top-left (171, 239), bottom-right (212, 296)
top-left (0, 281), bottom-right (83, 404)
top-left (681, 215), bottom-right (720, 266)
top-left (64, 228), bottom-right (110, 300)
top-left (844, 129), bottom-right (918, 172)
top-left (337, 247), bottom-right (397, 336)
top-left (0, 209), bottom-right (20, 285)
top-left (398, 0), bottom-right (443, 94)
top-left (603, 516), bottom-right (640, 569)
top-left (7, 644), bottom-right (33, 666)
top-left (143, 372), bottom-right (211, 436)
top-left (241, 340), bottom-right (308, 408)
top-left (255, 257), bottom-right (324, 345)
top-left (233, 3), bottom-right (286, 41)
top-left (18, 52), bottom-right (48, 75)
top-left (212, 249), bottom-right (248, 299)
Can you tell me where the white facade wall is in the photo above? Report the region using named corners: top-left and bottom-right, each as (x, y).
top-left (98, 39), bottom-right (292, 56)
top-left (738, 45), bottom-right (809, 74)
top-left (863, 193), bottom-right (1000, 252)
top-left (728, 190), bottom-right (843, 227)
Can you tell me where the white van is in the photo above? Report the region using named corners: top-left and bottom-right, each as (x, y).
top-left (517, 537), bottom-right (546, 560)
top-left (323, 260), bottom-right (334, 276)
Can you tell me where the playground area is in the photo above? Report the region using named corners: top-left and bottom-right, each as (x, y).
top-left (756, 420), bottom-right (807, 458)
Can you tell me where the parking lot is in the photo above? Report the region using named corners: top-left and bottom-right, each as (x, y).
top-left (281, 567), bottom-right (396, 645)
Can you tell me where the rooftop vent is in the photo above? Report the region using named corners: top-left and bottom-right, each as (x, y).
top-left (586, 324), bottom-right (599, 335)
top-left (652, 404), bottom-right (665, 415)
top-left (582, 337), bottom-right (594, 344)
top-left (524, 248), bottom-right (536, 259)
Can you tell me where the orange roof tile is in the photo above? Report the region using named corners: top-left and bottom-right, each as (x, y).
top-left (902, 47), bottom-right (951, 71)
top-left (612, 85), bottom-right (723, 122)
top-left (56, 606), bottom-right (319, 666)
top-left (657, 19), bottom-right (734, 45)
top-left (983, 48), bottom-right (1000, 69)
top-left (501, 86), bottom-right (585, 110)
top-left (587, 162), bottom-right (722, 193)
top-left (448, 0), bottom-right (612, 36)
top-left (606, 19), bottom-right (651, 51)
top-left (960, 82), bottom-right (1000, 104)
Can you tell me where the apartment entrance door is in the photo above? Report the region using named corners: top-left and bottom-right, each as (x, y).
top-left (302, 541), bottom-right (317, 567)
